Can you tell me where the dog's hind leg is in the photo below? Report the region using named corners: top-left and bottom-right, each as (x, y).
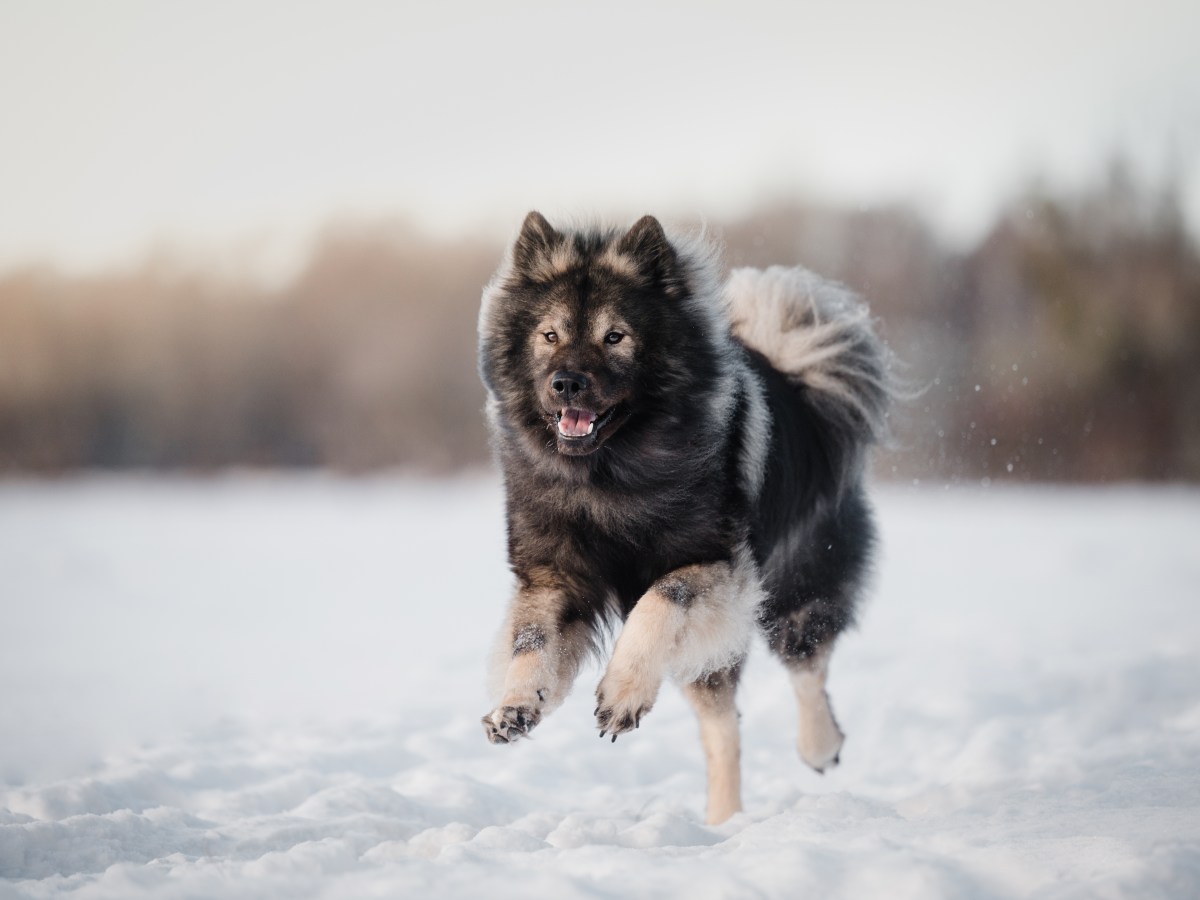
top-left (766, 603), bottom-right (846, 772)
top-left (789, 642), bottom-right (844, 772)
top-left (682, 665), bottom-right (743, 824)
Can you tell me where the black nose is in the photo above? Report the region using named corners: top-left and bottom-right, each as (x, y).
top-left (551, 371), bottom-right (588, 401)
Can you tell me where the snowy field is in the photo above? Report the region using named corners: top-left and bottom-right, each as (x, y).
top-left (1, 475), bottom-right (1198, 899)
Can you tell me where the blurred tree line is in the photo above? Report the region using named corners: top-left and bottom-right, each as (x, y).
top-left (1, 167), bottom-right (1197, 481)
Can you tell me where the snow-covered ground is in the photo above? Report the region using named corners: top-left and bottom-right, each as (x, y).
top-left (1, 475), bottom-right (1198, 898)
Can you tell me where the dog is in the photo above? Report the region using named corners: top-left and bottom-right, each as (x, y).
top-left (478, 212), bottom-right (892, 824)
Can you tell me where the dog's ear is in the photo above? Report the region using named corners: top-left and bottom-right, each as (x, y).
top-left (512, 211), bottom-right (565, 275)
top-left (617, 215), bottom-right (682, 295)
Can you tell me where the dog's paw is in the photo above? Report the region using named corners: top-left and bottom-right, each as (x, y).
top-left (594, 669), bottom-right (660, 742)
top-left (798, 718), bottom-right (844, 773)
top-left (481, 704), bottom-right (541, 744)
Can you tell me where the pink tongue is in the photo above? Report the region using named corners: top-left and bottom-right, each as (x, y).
top-left (560, 409), bottom-right (594, 437)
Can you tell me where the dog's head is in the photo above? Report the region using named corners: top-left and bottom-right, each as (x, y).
top-left (480, 212), bottom-right (725, 465)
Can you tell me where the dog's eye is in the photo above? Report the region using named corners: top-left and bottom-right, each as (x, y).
top-left (543, 331), bottom-right (558, 343)
top-left (604, 331), bottom-right (625, 345)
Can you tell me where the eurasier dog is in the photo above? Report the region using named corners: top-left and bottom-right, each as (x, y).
top-left (478, 212), bottom-right (892, 823)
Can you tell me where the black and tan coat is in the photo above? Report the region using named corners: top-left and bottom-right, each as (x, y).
top-left (478, 212), bottom-right (892, 824)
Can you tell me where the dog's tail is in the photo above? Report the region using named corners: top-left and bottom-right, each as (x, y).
top-left (726, 266), bottom-right (894, 484)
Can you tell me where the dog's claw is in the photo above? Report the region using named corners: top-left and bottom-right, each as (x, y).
top-left (594, 693), bottom-right (649, 741)
top-left (812, 751), bottom-right (842, 775)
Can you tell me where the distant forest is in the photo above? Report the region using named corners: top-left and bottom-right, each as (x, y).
top-left (2, 165), bottom-right (1197, 482)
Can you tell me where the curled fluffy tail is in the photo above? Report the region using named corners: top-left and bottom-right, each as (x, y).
top-left (726, 265), bottom-right (893, 448)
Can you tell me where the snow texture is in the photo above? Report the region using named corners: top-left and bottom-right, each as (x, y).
top-left (1, 475), bottom-right (1198, 898)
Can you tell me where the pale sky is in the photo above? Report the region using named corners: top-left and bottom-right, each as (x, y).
top-left (1, 0), bottom-right (1197, 277)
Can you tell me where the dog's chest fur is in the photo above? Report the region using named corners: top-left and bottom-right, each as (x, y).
top-left (505, 465), bottom-right (739, 617)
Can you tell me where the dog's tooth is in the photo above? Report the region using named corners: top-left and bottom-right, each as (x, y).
top-left (586, 422), bottom-right (594, 435)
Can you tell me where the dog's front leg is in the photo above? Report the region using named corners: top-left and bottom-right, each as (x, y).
top-left (594, 555), bottom-right (760, 739)
top-left (482, 583), bottom-right (590, 745)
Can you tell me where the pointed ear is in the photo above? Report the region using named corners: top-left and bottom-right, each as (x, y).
top-left (616, 215), bottom-right (679, 289)
top-left (512, 210), bottom-right (564, 274)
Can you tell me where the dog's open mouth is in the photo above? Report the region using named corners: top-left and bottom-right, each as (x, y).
top-left (556, 407), bottom-right (615, 439)
top-left (550, 403), bottom-right (628, 456)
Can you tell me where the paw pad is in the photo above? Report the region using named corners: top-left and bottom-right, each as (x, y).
top-left (481, 704), bottom-right (541, 744)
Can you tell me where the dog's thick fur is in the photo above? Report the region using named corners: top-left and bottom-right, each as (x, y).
top-left (478, 212), bottom-right (891, 824)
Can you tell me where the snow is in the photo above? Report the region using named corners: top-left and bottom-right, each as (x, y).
top-left (1, 475), bottom-right (1198, 898)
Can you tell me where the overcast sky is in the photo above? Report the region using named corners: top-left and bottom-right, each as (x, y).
top-left (2, 0), bottom-right (1197, 276)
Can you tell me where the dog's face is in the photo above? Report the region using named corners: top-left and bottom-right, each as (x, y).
top-left (528, 287), bottom-right (638, 456)
top-left (480, 212), bottom-right (702, 463)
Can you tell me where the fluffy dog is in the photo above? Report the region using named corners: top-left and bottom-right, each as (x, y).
top-left (478, 212), bottom-right (891, 823)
